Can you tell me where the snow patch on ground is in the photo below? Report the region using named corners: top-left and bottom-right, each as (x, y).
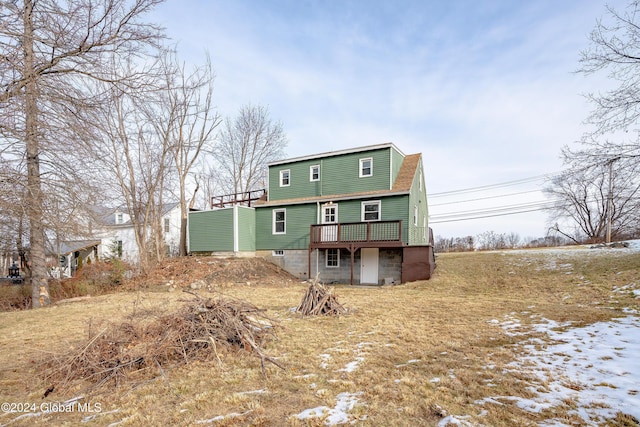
top-left (295, 392), bottom-right (363, 425)
top-left (484, 314), bottom-right (640, 425)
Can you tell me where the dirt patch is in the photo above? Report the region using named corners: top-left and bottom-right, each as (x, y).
top-left (129, 256), bottom-right (299, 291)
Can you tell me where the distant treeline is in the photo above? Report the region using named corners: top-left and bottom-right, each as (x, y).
top-left (434, 232), bottom-right (569, 252)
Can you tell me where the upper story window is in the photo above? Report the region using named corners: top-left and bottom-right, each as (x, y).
top-left (115, 212), bottom-right (123, 224)
top-left (310, 165), bottom-right (320, 181)
top-left (359, 157), bottom-right (373, 177)
top-left (273, 208), bottom-right (286, 234)
top-left (164, 217), bottom-right (170, 233)
top-left (362, 200), bottom-right (381, 221)
top-left (413, 205), bottom-right (418, 226)
top-left (279, 170), bottom-right (290, 187)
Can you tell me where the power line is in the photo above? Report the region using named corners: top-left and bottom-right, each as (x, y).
top-left (429, 173), bottom-right (558, 198)
top-left (429, 206), bottom-right (552, 224)
top-left (429, 189), bottom-right (543, 207)
top-left (429, 200), bottom-right (558, 224)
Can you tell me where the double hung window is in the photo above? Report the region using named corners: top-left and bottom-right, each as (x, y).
top-left (310, 165), bottom-right (320, 181)
top-left (280, 170), bottom-right (290, 187)
top-left (362, 201), bottom-right (381, 221)
top-left (359, 158), bottom-right (373, 177)
top-left (273, 209), bottom-right (286, 234)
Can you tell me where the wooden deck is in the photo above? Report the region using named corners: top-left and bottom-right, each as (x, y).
top-left (309, 220), bottom-right (403, 249)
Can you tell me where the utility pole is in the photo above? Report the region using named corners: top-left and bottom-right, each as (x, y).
top-left (605, 157), bottom-right (620, 244)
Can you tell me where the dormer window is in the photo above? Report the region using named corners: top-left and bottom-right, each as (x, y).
top-left (359, 158), bottom-right (373, 177)
top-left (280, 169), bottom-right (290, 187)
top-left (116, 212), bottom-right (123, 224)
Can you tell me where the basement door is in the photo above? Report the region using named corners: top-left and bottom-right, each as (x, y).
top-left (360, 248), bottom-right (379, 284)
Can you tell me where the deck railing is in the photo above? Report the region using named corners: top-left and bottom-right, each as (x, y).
top-left (310, 220), bottom-right (402, 246)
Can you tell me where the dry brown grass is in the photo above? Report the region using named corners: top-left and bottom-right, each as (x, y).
top-left (0, 248), bottom-right (638, 426)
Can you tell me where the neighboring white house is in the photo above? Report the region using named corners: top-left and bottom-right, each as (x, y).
top-left (93, 202), bottom-right (182, 263)
top-left (47, 202), bottom-right (182, 278)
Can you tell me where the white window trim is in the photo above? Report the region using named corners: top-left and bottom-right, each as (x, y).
top-left (359, 157), bottom-right (373, 178)
top-left (310, 165), bottom-right (320, 182)
top-left (326, 248), bottom-right (340, 268)
top-left (273, 208), bottom-right (286, 234)
top-left (280, 169), bottom-right (290, 187)
top-left (413, 205), bottom-right (418, 226)
top-left (272, 250), bottom-right (284, 256)
top-left (361, 200), bottom-right (381, 222)
top-left (322, 204), bottom-right (338, 224)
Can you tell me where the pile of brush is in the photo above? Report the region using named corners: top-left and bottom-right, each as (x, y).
top-left (43, 294), bottom-right (283, 393)
top-left (297, 274), bottom-right (349, 316)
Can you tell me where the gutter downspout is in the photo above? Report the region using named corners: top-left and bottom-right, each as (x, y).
top-left (315, 201), bottom-right (320, 278)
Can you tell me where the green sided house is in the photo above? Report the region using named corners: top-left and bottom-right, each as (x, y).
top-left (188, 143), bottom-right (435, 284)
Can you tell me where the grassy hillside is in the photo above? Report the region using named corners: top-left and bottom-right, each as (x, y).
top-left (0, 248), bottom-right (638, 426)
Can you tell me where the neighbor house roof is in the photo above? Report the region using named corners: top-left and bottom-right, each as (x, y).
top-left (256, 153), bottom-right (421, 207)
top-left (92, 202), bottom-right (180, 227)
top-left (46, 240), bottom-right (101, 256)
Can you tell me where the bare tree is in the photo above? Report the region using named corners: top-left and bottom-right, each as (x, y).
top-left (0, 0), bottom-right (163, 307)
top-left (505, 232), bottom-right (521, 248)
top-left (91, 78), bottom-right (172, 272)
top-left (475, 231), bottom-right (507, 251)
top-left (216, 105), bottom-right (287, 197)
top-left (545, 162), bottom-right (640, 242)
top-left (579, 1), bottom-right (640, 137)
top-left (153, 52), bottom-right (220, 256)
top-left (573, 1), bottom-right (640, 168)
top-left (553, 1), bottom-right (640, 244)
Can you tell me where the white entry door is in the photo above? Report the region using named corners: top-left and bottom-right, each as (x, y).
top-left (321, 204), bottom-right (338, 242)
top-left (360, 248), bottom-right (379, 284)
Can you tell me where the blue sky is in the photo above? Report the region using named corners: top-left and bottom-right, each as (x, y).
top-left (153, 0), bottom-right (613, 240)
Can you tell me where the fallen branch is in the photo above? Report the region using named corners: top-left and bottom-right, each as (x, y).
top-left (42, 295), bottom-right (284, 393)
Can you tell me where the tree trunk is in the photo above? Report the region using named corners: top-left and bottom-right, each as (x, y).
top-left (23, 0), bottom-right (50, 307)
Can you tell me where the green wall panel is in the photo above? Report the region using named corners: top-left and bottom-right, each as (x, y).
top-left (268, 147), bottom-right (393, 201)
top-left (237, 207), bottom-right (256, 251)
top-left (188, 209), bottom-right (234, 252)
top-left (407, 157), bottom-right (429, 245)
top-left (256, 204), bottom-right (317, 250)
top-left (255, 194), bottom-right (412, 249)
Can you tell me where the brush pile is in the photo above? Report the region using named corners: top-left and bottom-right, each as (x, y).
top-left (44, 295), bottom-right (283, 392)
top-left (296, 274), bottom-right (349, 316)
